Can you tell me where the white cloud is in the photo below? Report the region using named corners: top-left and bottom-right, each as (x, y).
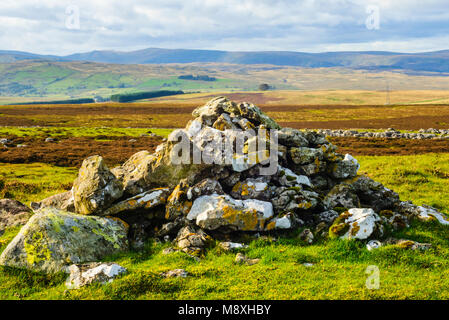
top-left (0, 0), bottom-right (448, 54)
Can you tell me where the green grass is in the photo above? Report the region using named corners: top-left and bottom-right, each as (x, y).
top-left (0, 153), bottom-right (449, 299)
top-left (0, 126), bottom-right (173, 139)
top-left (0, 163), bottom-right (77, 204)
top-left (358, 153), bottom-right (449, 214)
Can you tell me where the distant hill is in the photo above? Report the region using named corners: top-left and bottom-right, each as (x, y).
top-left (1, 48), bottom-right (449, 73)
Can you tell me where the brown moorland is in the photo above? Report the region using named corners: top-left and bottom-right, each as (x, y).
top-left (3, 101), bottom-right (449, 130)
top-left (0, 136), bottom-right (163, 167)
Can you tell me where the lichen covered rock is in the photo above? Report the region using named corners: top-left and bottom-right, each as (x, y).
top-left (187, 194), bottom-right (274, 231)
top-left (30, 191), bottom-right (75, 213)
top-left (73, 155), bottom-right (123, 215)
top-left (175, 225), bottom-right (211, 256)
top-left (0, 208), bottom-right (129, 273)
top-left (329, 208), bottom-right (382, 240)
top-left (66, 262), bottom-right (127, 289)
top-left (104, 188), bottom-right (170, 216)
top-left (329, 154), bottom-right (360, 179)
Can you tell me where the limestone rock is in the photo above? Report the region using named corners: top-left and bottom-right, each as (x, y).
top-left (234, 253), bottom-right (260, 265)
top-left (73, 155), bottom-right (123, 215)
top-left (31, 191), bottom-right (75, 213)
top-left (290, 147), bottom-right (323, 165)
top-left (0, 199), bottom-right (33, 231)
top-left (315, 210), bottom-right (339, 225)
top-left (277, 128), bottom-right (309, 147)
top-left (175, 225), bottom-right (211, 256)
top-left (118, 150), bottom-right (155, 195)
top-left (0, 208), bottom-right (129, 273)
top-left (66, 262), bottom-right (127, 289)
top-left (187, 179), bottom-right (225, 200)
top-left (165, 181), bottom-right (193, 220)
top-left (265, 213), bottom-right (295, 230)
top-left (323, 183), bottom-right (360, 210)
top-left (103, 188), bottom-right (170, 216)
top-left (412, 204), bottom-right (449, 225)
top-left (387, 238), bottom-right (432, 250)
top-left (271, 187), bottom-right (320, 214)
top-left (329, 154), bottom-right (360, 179)
top-left (161, 269), bottom-right (189, 278)
top-left (277, 166), bottom-right (312, 187)
top-left (350, 175), bottom-right (400, 212)
top-left (187, 194), bottom-right (274, 231)
top-left (218, 242), bottom-right (248, 251)
top-left (299, 228), bottom-right (314, 244)
top-left (230, 178), bottom-right (272, 200)
top-left (329, 208), bottom-right (382, 240)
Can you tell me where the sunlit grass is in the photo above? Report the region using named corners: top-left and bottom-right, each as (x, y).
top-left (0, 154), bottom-right (449, 299)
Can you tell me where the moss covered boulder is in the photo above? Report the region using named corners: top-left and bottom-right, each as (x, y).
top-left (0, 208), bottom-right (129, 273)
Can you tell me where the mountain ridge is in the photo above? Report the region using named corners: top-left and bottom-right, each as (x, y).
top-left (1, 48), bottom-right (449, 73)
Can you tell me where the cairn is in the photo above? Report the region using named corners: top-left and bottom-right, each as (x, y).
top-left (1, 97), bottom-right (448, 274)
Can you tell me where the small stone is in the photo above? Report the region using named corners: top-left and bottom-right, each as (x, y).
top-left (162, 247), bottom-right (176, 255)
top-left (65, 262), bottom-right (127, 289)
top-left (161, 269), bottom-right (189, 278)
top-left (366, 240), bottom-right (382, 251)
top-left (299, 229), bottom-right (314, 244)
top-left (302, 263), bottom-right (314, 267)
top-left (219, 242), bottom-right (248, 251)
top-left (234, 253), bottom-right (260, 265)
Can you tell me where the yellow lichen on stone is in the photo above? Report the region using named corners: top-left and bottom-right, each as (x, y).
top-left (298, 201), bottom-right (313, 210)
top-left (350, 222), bottom-right (360, 236)
top-left (23, 231), bottom-right (52, 266)
top-left (222, 205), bottom-right (260, 231)
top-left (265, 221), bottom-right (276, 231)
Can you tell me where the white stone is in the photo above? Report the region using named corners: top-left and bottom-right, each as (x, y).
top-left (341, 208), bottom-right (381, 240)
top-left (344, 153), bottom-right (360, 171)
top-left (186, 119), bottom-right (203, 137)
top-left (416, 206), bottom-right (449, 225)
top-left (187, 194), bottom-right (274, 231)
top-left (66, 263), bottom-right (127, 289)
top-left (367, 240), bottom-right (382, 251)
top-left (273, 216), bottom-right (292, 229)
top-left (278, 166), bottom-right (312, 187)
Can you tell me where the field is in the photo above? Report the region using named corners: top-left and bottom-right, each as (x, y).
top-left (2, 59), bottom-right (449, 104)
top-left (1, 91), bottom-right (449, 299)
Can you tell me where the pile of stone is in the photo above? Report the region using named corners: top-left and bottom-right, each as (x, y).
top-left (1, 96), bottom-right (448, 284)
top-left (318, 128), bottom-right (449, 140)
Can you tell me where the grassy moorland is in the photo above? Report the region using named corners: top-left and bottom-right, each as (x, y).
top-left (1, 153), bottom-right (449, 300)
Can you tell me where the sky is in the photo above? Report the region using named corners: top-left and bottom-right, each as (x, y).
top-left (1, 0), bottom-right (449, 55)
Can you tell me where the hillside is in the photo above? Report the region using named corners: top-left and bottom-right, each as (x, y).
top-left (2, 60), bottom-right (449, 104)
top-left (2, 48), bottom-right (449, 73)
